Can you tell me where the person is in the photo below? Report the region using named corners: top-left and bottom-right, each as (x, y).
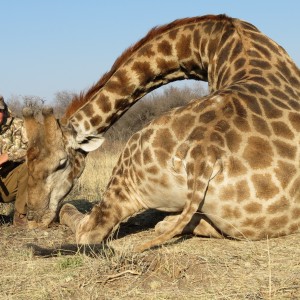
top-left (0, 95), bottom-right (28, 227)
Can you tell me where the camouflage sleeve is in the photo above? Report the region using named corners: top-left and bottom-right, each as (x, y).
top-left (6, 118), bottom-right (28, 162)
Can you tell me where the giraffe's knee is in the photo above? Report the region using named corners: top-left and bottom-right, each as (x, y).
top-left (154, 215), bottom-right (179, 235)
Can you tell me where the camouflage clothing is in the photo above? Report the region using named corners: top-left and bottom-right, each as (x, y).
top-left (0, 112), bottom-right (28, 220)
top-left (0, 115), bottom-right (28, 162)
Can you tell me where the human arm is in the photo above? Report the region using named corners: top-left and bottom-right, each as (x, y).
top-left (1, 118), bottom-right (28, 162)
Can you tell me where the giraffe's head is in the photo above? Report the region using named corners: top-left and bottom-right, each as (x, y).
top-left (23, 107), bottom-right (104, 228)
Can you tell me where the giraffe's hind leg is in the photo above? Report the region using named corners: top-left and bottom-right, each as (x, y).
top-left (155, 213), bottom-right (223, 238)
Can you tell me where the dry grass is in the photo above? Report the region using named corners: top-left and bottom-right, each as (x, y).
top-left (1, 142), bottom-right (300, 300)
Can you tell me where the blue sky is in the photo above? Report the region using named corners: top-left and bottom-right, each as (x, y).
top-left (1, 1), bottom-right (300, 103)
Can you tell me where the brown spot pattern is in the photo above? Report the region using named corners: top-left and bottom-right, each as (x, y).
top-left (275, 161), bottom-right (296, 189)
top-left (267, 197), bottom-right (290, 214)
top-left (273, 140), bottom-right (296, 160)
top-left (252, 174), bottom-right (279, 200)
top-left (227, 156), bottom-right (247, 177)
top-left (243, 137), bottom-right (273, 169)
top-left (225, 130), bottom-right (242, 152)
top-left (271, 121), bottom-right (295, 139)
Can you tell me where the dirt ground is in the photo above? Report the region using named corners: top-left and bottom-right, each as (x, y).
top-left (0, 203), bottom-right (300, 300)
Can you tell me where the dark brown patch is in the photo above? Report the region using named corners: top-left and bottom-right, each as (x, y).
top-left (156, 58), bottom-right (178, 71)
top-left (243, 136), bottom-right (273, 169)
top-left (190, 145), bottom-right (204, 160)
top-left (267, 197), bottom-right (290, 214)
top-left (222, 101), bottom-right (234, 118)
top-left (271, 121), bottom-right (294, 139)
top-left (230, 40), bottom-right (243, 62)
top-left (231, 70), bottom-right (247, 83)
top-left (168, 28), bottom-right (179, 40)
top-left (269, 215), bottom-right (289, 230)
top-left (157, 40), bottom-right (172, 56)
top-left (130, 142), bottom-right (138, 153)
top-left (227, 156), bottom-right (247, 177)
top-left (215, 120), bottom-right (230, 132)
top-left (220, 185), bottom-right (236, 201)
top-left (253, 42), bottom-right (272, 60)
top-left (176, 34), bottom-right (191, 59)
top-left (288, 112), bottom-right (300, 132)
top-left (243, 202), bottom-right (262, 213)
top-left (236, 180), bottom-right (250, 202)
top-left (123, 147), bottom-right (130, 159)
top-left (289, 222), bottom-right (300, 233)
top-left (221, 205), bottom-right (242, 219)
top-left (233, 116), bottom-right (251, 132)
top-left (137, 44), bottom-right (155, 57)
top-left (275, 161), bottom-right (297, 189)
top-left (146, 165), bottom-right (160, 175)
top-left (114, 98), bottom-right (128, 111)
top-left (142, 128), bottom-right (154, 141)
top-left (292, 208), bottom-right (300, 219)
top-left (252, 174), bottom-right (279, 200)
top-left (216, 38), bottom-right (234, 72)
top-left (252, 115), bottom-right (271, 136)
top-left (239, 92), bottom-right (263, 115)
top-left (95, 94), bottom-right (112, 113)
top-left (143, 147), bottom-right (152, 165)
top-left (267, 73), bottom-right (281, 87)
top-left (225, 130), bottom-right (242, 152)
top-left (261, 99), bottom-right (283, 119)
top-left (154, 149), bottom-right (169, 168)
top-left (172, 114), bottom-right (196, 140)
top-left (105, 70), bottom-right (134, 96)
top-left (75, 113), bottom-right (83, 122)
top-left (133, 149), bottom-right (142, 165)
top-left (83, 120), bottom-right (90, 131)
top-left (249, 59), bottom-right (272, 70)
top-left (153, 128), bottom-right (176, 152)
top-left (188, 126), bottom-right (206, 142)
top-left (234, 57), bottom-right (247, 70)
top-left (90, 115), bottom-right (102, 127)
top-left (243, 216), bottom-right (266, 229)
top-left (131, 61), bottom-right (155, 85)
top-left (82, 103), bottom-right (94, 118)
top-left (210, 132), bottom-right (225, 147)
top-left (273, 140), bottom-right (297, 160)
top-left (270, 88), bottom-right (289, 102)
top-left (240, 229), bottom-right (256, 238)
top-left (199, 110), bottom-right (216, 123)
top-left (232, 97), bottom-right (247, 117)
top-left (289, 177), bottom-right (300, 198)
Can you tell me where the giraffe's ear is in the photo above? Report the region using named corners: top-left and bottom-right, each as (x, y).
top-left (75, 133), bottom-right (105, 152)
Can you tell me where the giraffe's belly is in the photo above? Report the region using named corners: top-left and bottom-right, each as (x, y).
top-left (138, 175), bottom-right (189, 212)
top-left (136, 158), bottom-right (189, 212)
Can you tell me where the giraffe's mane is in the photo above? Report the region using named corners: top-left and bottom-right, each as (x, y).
top-left (63, 14), bottom-right (231, 120)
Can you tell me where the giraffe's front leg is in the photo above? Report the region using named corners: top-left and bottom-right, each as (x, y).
top-left (59, 203), bottom-right (85, 233)
top-left (155, 213), bottom-right (224, 238)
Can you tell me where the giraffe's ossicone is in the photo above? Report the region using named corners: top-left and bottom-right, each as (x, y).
top-left (24, 15), bottom-right (300, 252)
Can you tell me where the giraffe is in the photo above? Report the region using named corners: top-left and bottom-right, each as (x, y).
top-left (24, 14), bottom-right (300, 252)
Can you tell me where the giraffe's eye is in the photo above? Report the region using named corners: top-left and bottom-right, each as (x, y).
top-left (55, 158), bottom-right (68, 171)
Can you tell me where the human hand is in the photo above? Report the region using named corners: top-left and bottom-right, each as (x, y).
top-left (0, 153), bottom-right (9, 166)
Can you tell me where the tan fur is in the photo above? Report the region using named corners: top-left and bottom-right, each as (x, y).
top-left (25, 15), bottom-right (300, 251)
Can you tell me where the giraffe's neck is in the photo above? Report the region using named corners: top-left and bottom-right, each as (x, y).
top-left (62, 14), bottom-right (299, 138)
